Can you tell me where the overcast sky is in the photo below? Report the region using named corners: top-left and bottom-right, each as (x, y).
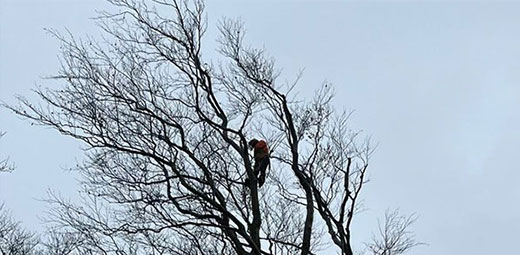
top-left (1, 0), bottom-right (519, 254)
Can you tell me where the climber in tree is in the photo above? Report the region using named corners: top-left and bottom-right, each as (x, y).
top-left (246, 138), bottom-right (270, 187)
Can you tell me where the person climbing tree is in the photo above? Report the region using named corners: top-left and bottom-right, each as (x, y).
top-left (246, 139), bottom-right (270, 187)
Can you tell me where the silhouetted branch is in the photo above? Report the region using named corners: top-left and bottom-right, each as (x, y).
top-left (0, 203), bottom-right (39, 255)
top-left (0, 132), bottom-right (14, 173)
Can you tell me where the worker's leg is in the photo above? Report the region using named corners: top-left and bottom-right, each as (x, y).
top-left (258, 157), bottom-right (269, 187)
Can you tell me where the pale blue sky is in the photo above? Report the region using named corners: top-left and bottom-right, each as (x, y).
top-left (1, 1), bottom-right (520, 254)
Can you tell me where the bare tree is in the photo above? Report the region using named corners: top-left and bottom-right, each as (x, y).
top-left (367, 210), bottom-right (423, 255)
top-left (0, 204), bottom-right (39, 255)
top-left (6, 0), bottom-right (420, 254)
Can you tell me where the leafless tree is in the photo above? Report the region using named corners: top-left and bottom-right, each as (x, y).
top-left (5, 0), bottom-right (421, 254)
top-left (366, 210), bottom-right (423, 255)
top-left (0, 204), bottom-right (39, 255)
